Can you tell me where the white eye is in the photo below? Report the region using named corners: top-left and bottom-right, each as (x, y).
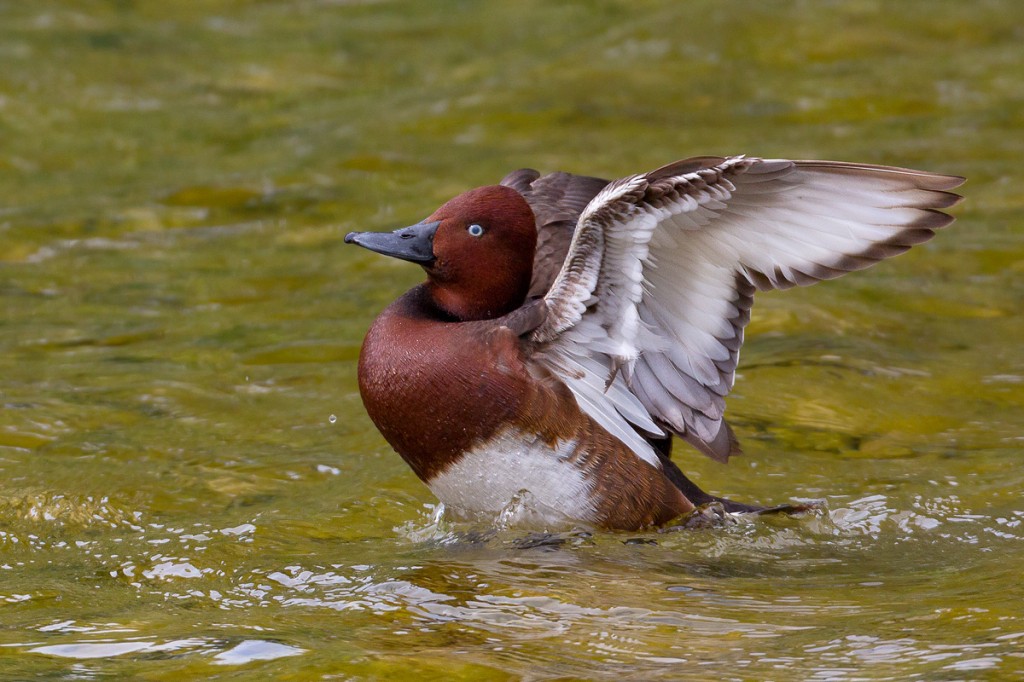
top-left (467, 224), bottom-right (485, 237)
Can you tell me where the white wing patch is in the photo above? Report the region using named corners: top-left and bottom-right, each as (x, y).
top-left (534, 174), bottom-right (647, 345)
top-left (531, 156), bottom-right (963, 464)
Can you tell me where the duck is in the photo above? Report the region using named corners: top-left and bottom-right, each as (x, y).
top-left (345, 155), bottom-right (963, 531)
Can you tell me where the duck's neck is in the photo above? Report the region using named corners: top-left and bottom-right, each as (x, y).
top-left (425, 277), bottom-right (530, 322)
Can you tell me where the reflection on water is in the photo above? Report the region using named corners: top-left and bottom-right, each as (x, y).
top-left (5, 491), bottom-right (1023, 677)
top-left (29, 636), bottom-right (303, 666)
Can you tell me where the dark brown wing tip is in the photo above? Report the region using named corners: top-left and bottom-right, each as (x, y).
top-left (929, 191), bottom-right (966, 210)
top-left (931, 173), bottom-right (967, 191)
top-left (681, 420), bottom-right (741, 464)
top-left (904, 208), bottom-right (957, 231)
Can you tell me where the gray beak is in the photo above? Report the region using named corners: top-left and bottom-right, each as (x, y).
top-left (344, 221), bottom-right (440, 265)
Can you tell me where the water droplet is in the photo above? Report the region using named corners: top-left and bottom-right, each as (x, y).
top-left (328, 414), bottom-right (337, 424)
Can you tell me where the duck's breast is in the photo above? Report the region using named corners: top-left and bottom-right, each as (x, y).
top-left (426, 427), bottom-right (599, 526)
top-left (357, 286), bottom-right (532, 480)
top-left (358, 286), bottom-right (693, 530)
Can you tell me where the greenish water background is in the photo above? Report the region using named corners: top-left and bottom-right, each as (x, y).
top-left (1, 1), bottom-right (1022, 679)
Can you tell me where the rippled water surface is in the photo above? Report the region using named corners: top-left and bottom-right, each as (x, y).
top-left (2, 1), bottom-right (1022, 679)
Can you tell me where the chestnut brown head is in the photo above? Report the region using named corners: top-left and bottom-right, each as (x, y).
top-left (346, 185), bottom-right (537, 321)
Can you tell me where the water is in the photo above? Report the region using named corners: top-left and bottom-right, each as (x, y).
top-left (1, 1), bottom-right (1022, 679)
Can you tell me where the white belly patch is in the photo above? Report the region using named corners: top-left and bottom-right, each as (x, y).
top-left (426, 429), bottom-right (599, 528)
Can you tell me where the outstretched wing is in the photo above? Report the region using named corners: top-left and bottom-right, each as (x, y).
top-left (531, 156), bottom-right (964, 464)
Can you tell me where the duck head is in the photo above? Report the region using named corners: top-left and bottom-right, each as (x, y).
top-left (345, 185), bottom-right (537, 321)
